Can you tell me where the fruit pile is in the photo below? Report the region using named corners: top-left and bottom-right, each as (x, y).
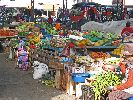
top-left (112, 45), bottom-right (124, 56)
top-left (91, 52), bottom-right (109, 59)
top-left (0, 29), bottom-right (18, 36)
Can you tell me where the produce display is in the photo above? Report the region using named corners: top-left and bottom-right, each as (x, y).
top-left (91, 52), bottom-right (110, 59)
top-left (91, 71), bottom-right (122, 100)
top-left (104, 57), bottom-right (120, 65)
top-left (83, 31), bottom-right (120, 46)
top-left (16, 22), bottom-right (34, 33)
top-left (50, 36), bottom-right (67, 48)
top-left (3, 20), bottom-right (125, 100)
top-left (75, 55), bottom-right (94, 66)
top-left (112, 44), bottom-right (124, 56)
top-left (45, 24), bottom-right (58, 35)
top-left (0, 29), bottom-right (18, 37)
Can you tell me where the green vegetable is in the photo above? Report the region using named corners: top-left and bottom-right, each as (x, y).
top-left (42, 79), bottom-right (55, 87)
top-left (91, 71), bottom-right (122, 100)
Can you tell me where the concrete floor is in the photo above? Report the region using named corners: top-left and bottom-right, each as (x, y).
top-left (0, 53), bottom-right (75, 100)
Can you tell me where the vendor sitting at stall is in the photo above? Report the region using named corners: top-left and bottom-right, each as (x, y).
top-left (121, 21), bottom-right (133, 37)
top-left (108, 45), bottom-right (133, 100)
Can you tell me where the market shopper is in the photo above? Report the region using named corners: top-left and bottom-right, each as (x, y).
top-left (48, 16), bottom-right (53, 25)
top-left (108, 46), bottom-right (133, 100)
top-left (55, 22), bottom-right (61, 31)
top-left (0, 41), bottom-right (3, 53)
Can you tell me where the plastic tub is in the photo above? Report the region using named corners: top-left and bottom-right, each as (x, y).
top-left (72, 73), bottom-right (90, 83)
top-left (61, 57), bottom-right (73, 63)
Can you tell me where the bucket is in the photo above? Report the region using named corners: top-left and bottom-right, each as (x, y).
top-left (72, 73), bottom-right (90, 83)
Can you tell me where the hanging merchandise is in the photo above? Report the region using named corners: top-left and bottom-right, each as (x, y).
top-left (16, 39), bottom-right (30, 71)
top-left (60, 44), bottom-right (70, 57)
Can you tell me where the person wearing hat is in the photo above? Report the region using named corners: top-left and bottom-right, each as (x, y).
top-left (121, 21), bottom-right (133, 37)
top-left (108, 43), bottom-right (133, 100)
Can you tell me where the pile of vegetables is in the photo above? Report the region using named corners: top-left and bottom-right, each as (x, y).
top-left (104, 57), bottom-right (120, 65)
top-left (42, 73), bottom-right (55, 87)
top-left (91, 52), bottom-right (109, 59)
top-left (112, 45), bottom-right (124, 56)
top-left (40, 22), bottom-right (58, 35)
top-left (75, 56), bottom-right (94, 66)
top-left (42, 79), bottom-right (55, 87)
top-left (0, 29), bottom-right (18, 36)
top-left (83, 31), bottom-right (120, 46)
top-left (16, 22), bottom-right (34, 33)
top-left (9, 22), bottom-right (43, 49)
top-left (91, 71), bottom-right (122, 100)
top-left (50, 37), bottom-right (67, 48)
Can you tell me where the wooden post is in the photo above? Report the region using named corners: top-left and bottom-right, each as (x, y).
top-left (66, 73), bottom-right (74, 95)
top-left (31, 0), bottom-right (34, 22)
top-left (55, 69), bottom-right (61, 89)
top-left (9, 47), bottom-right (12, 59)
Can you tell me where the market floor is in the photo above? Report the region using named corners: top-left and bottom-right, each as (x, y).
top-left (0, 53), bottom-right (75, 100)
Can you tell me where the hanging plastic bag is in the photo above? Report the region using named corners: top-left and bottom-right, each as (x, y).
top-left (60, 44), bottom-right (70, 57)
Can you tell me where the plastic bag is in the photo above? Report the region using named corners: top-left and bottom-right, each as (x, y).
top-left (33, 62), bottom-right (49, 79)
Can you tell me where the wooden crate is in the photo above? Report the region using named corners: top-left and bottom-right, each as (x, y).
top-left (49, 61), bottom-right (64, 70)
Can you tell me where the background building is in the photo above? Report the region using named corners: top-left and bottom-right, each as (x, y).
top-left (0, 0), bottom-right (133, 11)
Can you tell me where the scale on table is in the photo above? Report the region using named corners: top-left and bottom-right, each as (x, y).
top-left (122, 33), bottom-right (133, 43)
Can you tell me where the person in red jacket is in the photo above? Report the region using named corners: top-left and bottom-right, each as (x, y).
top-left (121, 21), bottom-right (133, 37)
top-left (108, 49), bottom-right (133, 100)
top-left (47, 16), bottom-right (53, 24)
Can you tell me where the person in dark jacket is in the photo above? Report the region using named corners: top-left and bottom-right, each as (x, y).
top-left (0, 41), bottom-right (3, 53)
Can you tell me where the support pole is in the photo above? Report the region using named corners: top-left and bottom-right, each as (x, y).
top-left (66, 0), bottom-right (67, 9)
top-left (62, 0), bottom-right (65, 21)
top-left (31, 0), bottom-right (34, 22)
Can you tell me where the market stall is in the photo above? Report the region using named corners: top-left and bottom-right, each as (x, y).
top-left (5, 21), bottom-right (133, 100)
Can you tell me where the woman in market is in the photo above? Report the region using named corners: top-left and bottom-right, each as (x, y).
top-left (121, 21), bottom-right (133, 37)
top-left (108, 45), bottom-right (133, 100)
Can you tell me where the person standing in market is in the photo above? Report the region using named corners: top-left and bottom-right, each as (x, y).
top-left (0, 41), bottom-right (3, 53)
top-left (108, 43), bottom-right (133, 100)
top-left (47, 15), bottom-right (53, 25)
top-left (55, 20), bottom-right (61, 31)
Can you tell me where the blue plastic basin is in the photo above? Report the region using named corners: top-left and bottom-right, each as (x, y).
top-left (61, 57), bottom-right (73, 63)
top-left (72, 73), bottom-right (90, 83)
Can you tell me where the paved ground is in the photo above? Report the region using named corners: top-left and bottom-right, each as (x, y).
top-left (0, 53), bottom-right (75, 100)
